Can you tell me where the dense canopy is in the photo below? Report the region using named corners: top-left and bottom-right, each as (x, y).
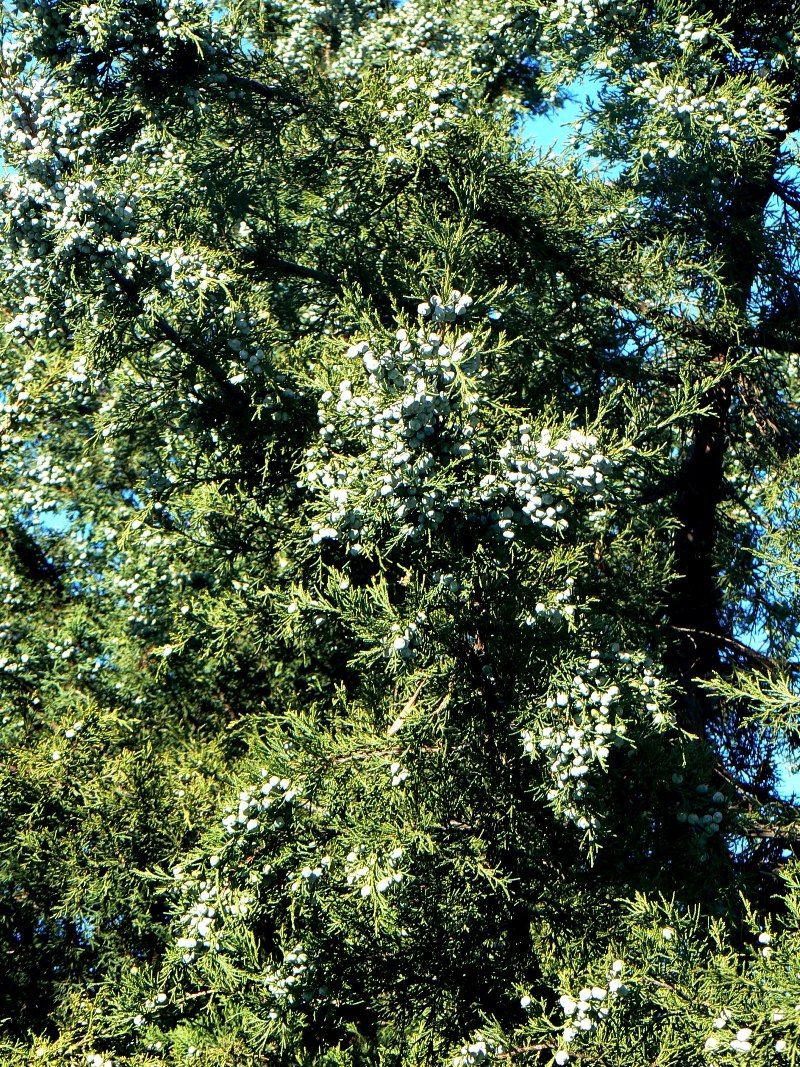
top-left (3, 0), bottom-right (800, 1064)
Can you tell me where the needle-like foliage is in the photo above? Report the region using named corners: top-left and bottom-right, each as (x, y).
top-left (2, 1), bottom-right (800, 1064)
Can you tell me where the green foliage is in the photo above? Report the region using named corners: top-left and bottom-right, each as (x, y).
top-left (1, 0), bottom-right (800, 1064)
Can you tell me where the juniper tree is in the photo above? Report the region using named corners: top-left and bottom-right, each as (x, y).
top-left (3, 0), bottom-right (800, 1064)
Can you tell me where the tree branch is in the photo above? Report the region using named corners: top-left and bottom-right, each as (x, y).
top-left (769, 176), bottom-right (800, 214)
top-left (240, 250), bottom-right (340, 288)
top-left (227, 74), bottom-right (308, 110)
top-left (108, 267), bottom-right (247, 407)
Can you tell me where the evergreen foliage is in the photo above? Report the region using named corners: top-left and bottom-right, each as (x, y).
top-left (2, 0), bottom-right (800, 1063)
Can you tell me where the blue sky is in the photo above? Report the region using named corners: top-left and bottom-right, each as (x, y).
top-left (519, 85), bottom-right (585, 156)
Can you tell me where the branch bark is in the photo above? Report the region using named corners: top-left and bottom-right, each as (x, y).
top-left (108, 267), bottom-right (247, 408)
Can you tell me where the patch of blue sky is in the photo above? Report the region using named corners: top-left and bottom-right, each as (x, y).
top-left (516, 74), bottom-right (629, 195)
top-left (33, 509), bottom-right (71, 534)
top-left (518, 96), bottom-right (583, 156)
